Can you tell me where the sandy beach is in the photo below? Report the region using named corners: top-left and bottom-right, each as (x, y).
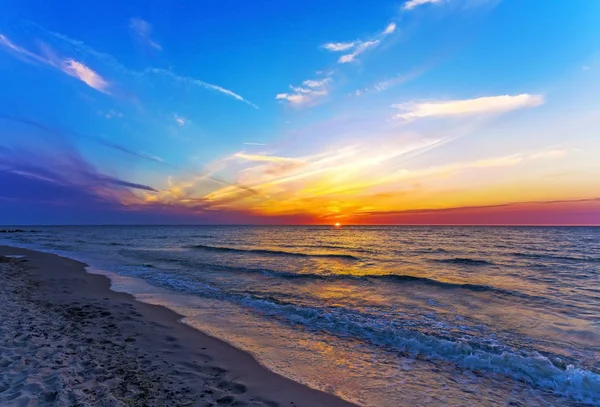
top-left (0, 246), bottom-right (356, 407)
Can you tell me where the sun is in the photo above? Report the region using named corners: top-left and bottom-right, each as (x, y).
top-left (334, 222), bottom-right (341, 227)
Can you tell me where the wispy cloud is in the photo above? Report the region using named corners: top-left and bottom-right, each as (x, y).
top-left (276, 76), bottom-right (331, 107)
top-left (0, 114), bottom-right (167, 166)
top-left (302, 78), bottom-right (331, 88)
top-left (141, 68), bottom-right (259, 109)
top-left (528, 149), bottom-right (568, 160)
top-left (103, 110), bottom-right (123, 119)
top-left (0, 34), bottom-right (45, 63)
top-left (339, 40), bottom-right (381, 63)
top-left (234, 153), bottom-right (300, 163)
top-left (129, 18), bottom-right (162, 50)
top-left (322, 22), bottom-right (396, 64)
top-left (392, 94), bottom-right (545, 120)
top-left (0, 33), bottom-right (110, 93)
top-left (403, 0), bottom-right (442, 11)
top-left (62, 59), bottom-right (109, 93)
top-left (2, 24), bottom-right (257, 108)
top-left (322, 42), bottom-right (356, 52)
top-left (138, 152), bottom-right (165, 163)
top-left (0, 145), bottom-right (158, 195)
top-left (243, 142), bottom-right (266, 146)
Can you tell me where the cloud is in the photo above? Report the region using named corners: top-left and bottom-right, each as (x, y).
top-left (234, 153), bottom-right (301, 163)
top-left (383, 23), bottom-right (397, 35)
top-left (0, 114), bottom-right (257, 199)
top-left (2, 25), bottom-right (257, 108)
top-left (129, 18), bottom-right (162, 50)
top-left (0, 114), bottom-right (167, 166)
top-left (139, 152), bottom-right (165, 163)
top-left (103, 110), bottom-right (123, 119)
top-left (384, 148), bottom-right (569, 185)
top-left (322, 42), bottom-right (356, 52)
top-left (0, 33), bottom-right (110, 93)
top-left (403, 0), bottom-right (442, 10)
top-left (244, 142), bottom-right (266, 146)
top-left (61, 59), bottom-right (110, 93)
top-left (326, 22), bottom-right (395, 64)
top-left (303, 78), bottom-right (331, 88)
top-left (0, 34), bottom-right (45, 63)
top-left (0, 145), bottom-right (157, 195)
top-left (370, 65), bottom-right (431, 92)
top-left (392, 94), bottom-right (545, 120)
top-left (174, 114), bottom-right (186, 126)
top-left (528, 149), bottom-right (568, 160)
top-left (148, 68), bottom-right (259, 109)
top-left (276, 76), bottom-right (331, 107)
top-left (339, 40), bottom-right (381, 63)
top-left (351, 198), bottom-right (600, 225)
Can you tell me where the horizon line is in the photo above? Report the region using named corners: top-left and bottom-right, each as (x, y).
top-left (2, 224), bottom-right (599, 227)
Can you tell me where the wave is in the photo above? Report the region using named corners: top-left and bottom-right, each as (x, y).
top-left (123, 248), bottom-right (528, 297)
top-left (141, 261), bottom-right (532, 300)
top-left (238, 295), bottom-right (600, 405)
top-left (434, 257), bottom-right (494, 266)
top-left (186, 244), bottom-right (360, 260)
top-left (511, 252), bottom-right (600, 263)
top-left (413, 247), bottom-right (450, 254)
top-left (375, 274), bottom-right (503, 293)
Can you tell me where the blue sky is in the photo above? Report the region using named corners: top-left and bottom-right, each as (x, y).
top-left (1, 0), bottom-right (599, 224)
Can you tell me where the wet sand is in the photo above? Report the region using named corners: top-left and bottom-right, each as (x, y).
top-left (0, 246), bottom-right (357, 407)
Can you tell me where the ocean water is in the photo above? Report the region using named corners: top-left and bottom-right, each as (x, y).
top-left (1, 226), bottom-right (599, 406)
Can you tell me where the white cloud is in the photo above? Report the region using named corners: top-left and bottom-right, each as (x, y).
top-left (148, 68), bottom-right (258, 109)
top-left (130, 18), bottom-right (162, 50)
top-left (62, 59), bottom-right (109, 93)
top-left (303, 78), bottom-right (331, 88)
top-left (322, 21), bottom-right (396, 64)
top-left (403, 0), bottom-right (442, 11)
top-left (276, 75), bottom-right (331, 107)
top-left (276, 93), bottom-right (313, 105)
top-left (582, 66), bottom-right (591, 71)
top-left (175, 114), bottom-right (186, 126)
top-left (322, 42), bottom-right (356, 52)
top-left (339, 40), bottom-right (381, 63)
top-left (393, 94), bottom-right (545, 120)
top-left (383, 23), bottom-right (397, 35)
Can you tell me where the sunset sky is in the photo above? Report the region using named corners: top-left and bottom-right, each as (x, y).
top-left (1, 0), bottom-right (599, 225)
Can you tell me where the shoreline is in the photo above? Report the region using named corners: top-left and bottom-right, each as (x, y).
top-left (0, 245), bottom-right (357, 407)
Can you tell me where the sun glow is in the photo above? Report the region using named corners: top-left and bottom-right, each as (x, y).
top-left (334, 222), bottom-right (341, 227)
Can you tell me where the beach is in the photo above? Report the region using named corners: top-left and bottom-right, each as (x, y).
top-left (1, 226), bottom-right (599, 406)
top-left (0, 246), bottom-right (356, 407)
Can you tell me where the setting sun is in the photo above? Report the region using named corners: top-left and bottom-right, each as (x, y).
top-left (334, 222), bottom-right (341, 227)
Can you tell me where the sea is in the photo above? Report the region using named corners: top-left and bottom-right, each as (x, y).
top-left (1, 226), bottom-right (599, 406)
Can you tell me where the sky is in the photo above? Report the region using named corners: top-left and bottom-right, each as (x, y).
top-left (1, 0), bottom-right (599, 225)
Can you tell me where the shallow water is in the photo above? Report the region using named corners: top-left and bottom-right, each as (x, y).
top-left (2, 226), bottom-right (599, 406)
